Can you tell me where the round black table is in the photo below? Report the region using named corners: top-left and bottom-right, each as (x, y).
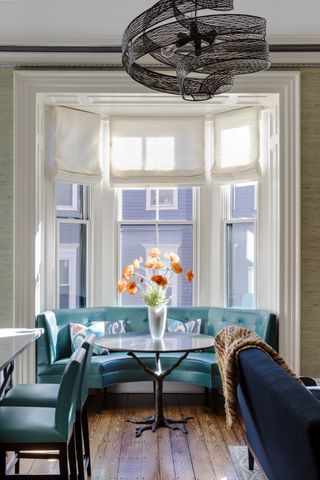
top-left (97, 332), bottom-right (215, 437)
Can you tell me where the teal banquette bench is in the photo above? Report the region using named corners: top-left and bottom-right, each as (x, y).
top-left (36, 307), bottom-right (277, 403)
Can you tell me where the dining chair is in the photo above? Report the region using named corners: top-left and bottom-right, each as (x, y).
top-left (0, 334), bottom-right (95, 480)
top-left (0, 345), bottom-right (85, 479)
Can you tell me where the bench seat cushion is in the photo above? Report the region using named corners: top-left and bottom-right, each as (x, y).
top-left (39, 351), bottom-right (219, 389)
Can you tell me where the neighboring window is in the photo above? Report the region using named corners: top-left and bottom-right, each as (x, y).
top-left (226, 183), bottom-right (257, 308)
top-left (56, 182), bottom-right (89, 308)
top-left (118, 187), bottom-right (194, 306)
top-left (146, 188), bottom-right (178, 210)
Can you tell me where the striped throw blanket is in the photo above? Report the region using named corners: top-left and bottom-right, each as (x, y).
top-left (215, 325), bottom-right (300, 429)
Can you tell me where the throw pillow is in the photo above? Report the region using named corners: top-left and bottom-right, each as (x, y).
top-left (69, 322), bottom-right (109, 356)
top-left (167, 318), bottom-right (202, 334)
top-left (105, 319), bottom-right (126, 335)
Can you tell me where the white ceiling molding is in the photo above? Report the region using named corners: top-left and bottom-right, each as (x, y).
top-left (1, 49), bottom-right (320, 68)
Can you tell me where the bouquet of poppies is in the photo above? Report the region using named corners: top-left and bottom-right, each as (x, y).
top-left (117, 247), bottom-right (194, 307)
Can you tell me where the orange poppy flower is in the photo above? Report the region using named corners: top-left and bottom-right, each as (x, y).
top-left (169, 253), bottom-right (180, 263)
top-left (122, 264), bottom-right (134, 280)
top-left (154, 261), bottom-right (164, 269)
top-left (185, 269), bottom-right (194, 282)
top-left (126, 281), bottom-right (138, 295)
top-left (144, 258), bottom-right (157, 269)
top-left (149, 247), bottom-right (160, 258)
top-left (151, 275), bottom-right (168, 288)
top-left (132, 258), bottom-right (140, 269)
top-left (171, 262), bottom-right (183, 274)
top-left (117, 280), bottom-right (127, 294)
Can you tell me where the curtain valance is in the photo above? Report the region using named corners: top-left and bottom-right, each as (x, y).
top-left (109, 116), bottom-right (205, 187)
top-left (53, 106), bottom-right (103, 185)
top-left (211, 107), bottom-right (261, 184)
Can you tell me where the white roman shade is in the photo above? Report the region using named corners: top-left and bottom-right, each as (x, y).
top-left (54, 106), bottom-right (103, 184)
top-left (109, 116), bottom-right (205, 186)
top-left (211, 107), bottom-right (261, 184)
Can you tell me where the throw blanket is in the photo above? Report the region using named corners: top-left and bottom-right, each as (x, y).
top-left (215, 325), bottom-right (300, 429)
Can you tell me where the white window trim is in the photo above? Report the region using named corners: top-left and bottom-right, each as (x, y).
top-left (14, 70), bottom-right (300, 384)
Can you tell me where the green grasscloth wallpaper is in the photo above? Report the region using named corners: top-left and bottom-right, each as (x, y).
top-left (0, 68), bottom-right (13, 327)
top-left (0, 67), bottom-right (319, 374)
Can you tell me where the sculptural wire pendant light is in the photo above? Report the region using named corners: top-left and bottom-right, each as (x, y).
top-left (122, 0), bottom-right (270, 101)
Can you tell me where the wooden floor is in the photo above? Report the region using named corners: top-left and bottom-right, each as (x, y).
top-left (16, 393), bottom-right (246, 480)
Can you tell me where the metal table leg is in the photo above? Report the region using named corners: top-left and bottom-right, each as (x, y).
top-left (127, 351), bottom-right (193, 437)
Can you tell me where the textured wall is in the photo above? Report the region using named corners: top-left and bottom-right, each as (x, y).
top-left (0, 69), bottom-right (13, 327)
top-left (300, 68), bottom-right (320, 376)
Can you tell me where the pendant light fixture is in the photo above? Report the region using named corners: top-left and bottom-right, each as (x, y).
top-left (122, 0), bottom-right (270, 101)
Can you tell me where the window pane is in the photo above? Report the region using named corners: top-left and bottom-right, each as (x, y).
top-left (56, 182), bottom-right (87, 219)
top-left (227, 222), bottom-right (255, 308)
top-left (231, 184), bottom-right (257, 219)
top-left (57, 223), bottom-right (87, 308)
top-left (121, 189), bottom-right (156, 221)
top-left (120, 224), bottom-right (193, 306)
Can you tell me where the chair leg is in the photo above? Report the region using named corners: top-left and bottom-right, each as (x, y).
top-left (14, 451), bottom-right (20, 474)
top-left (211, 388), bottom-right (219, 414)
top-left (75, 411), bottom-right (85, 480)
top-left (59, 444), bottom-right (70, 480)
top-left (248, 447), bottom-right (254, 470)
top-left (68, 430), bottom-right (77, 480)
top-left (81, 403), bottom-right (92, 476)
top-left (0, 450), bottom-right (6, 478)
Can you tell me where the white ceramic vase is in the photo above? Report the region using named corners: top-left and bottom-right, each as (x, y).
top-left (148, 305), bottom-right (167, 340)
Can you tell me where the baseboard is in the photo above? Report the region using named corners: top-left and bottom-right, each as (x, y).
top-left (108, 381), bottom-right (205, 394)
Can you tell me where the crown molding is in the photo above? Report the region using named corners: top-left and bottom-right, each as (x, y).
top-left (1, 36), bottom-right (320, 67)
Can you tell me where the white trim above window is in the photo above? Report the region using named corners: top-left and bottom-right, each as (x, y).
top-left (14, 70), bottom-right (300, 385)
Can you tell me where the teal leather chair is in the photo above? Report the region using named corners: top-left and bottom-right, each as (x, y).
top-left (0, 346), bottom-right (85, 479)
top-left (0, 334), bottom-right (95, 480)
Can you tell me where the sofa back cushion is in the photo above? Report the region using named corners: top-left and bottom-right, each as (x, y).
top-left (207, 308), bottom-right (278, 350)
top-left (238, 348), bottom-right (320, 480)
top-left (36, 306), bottom-right (277, 364)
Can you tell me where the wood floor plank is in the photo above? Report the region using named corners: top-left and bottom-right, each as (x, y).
top-left (197, 408), bottom-right (239, 480)
top-left (157, 426), bottom-right (176, 480)
top-left (117, 393), bottom-right (160, 480)
top-left (164, 394), bottom-right (195, 480)
top-left (178, 394), bottom-right (216, 480)
top-left (90, 394), bottom-right (127, 480)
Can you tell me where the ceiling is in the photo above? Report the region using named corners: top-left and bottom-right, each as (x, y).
top-left (0, 0), bottom-right (319, 46)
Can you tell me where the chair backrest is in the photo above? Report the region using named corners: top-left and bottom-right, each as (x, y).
top-left (77, 333), bottom-right (95, 410)
top-left (55, 346), bottom-right (86, 439)
top-left (237, 348), bottom-right (320, 480)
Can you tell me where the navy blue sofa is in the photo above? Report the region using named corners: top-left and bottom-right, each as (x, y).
top-left (237, 348), bottom-right (320, 480)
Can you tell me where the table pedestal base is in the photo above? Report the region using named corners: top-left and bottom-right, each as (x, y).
top-left (127, 351), bottom-right (192, 437)
top-left (128, 414), bottom-right (193, 437)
